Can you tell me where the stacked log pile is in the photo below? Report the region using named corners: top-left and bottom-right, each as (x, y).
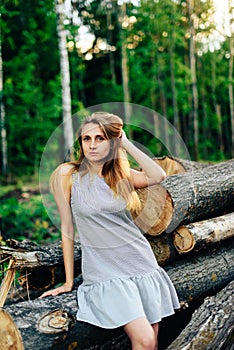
top-left (0, 157), bottom-right (233, 350)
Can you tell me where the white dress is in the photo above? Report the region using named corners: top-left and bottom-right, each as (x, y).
top-left (71, 172), bottom-right (180, 329)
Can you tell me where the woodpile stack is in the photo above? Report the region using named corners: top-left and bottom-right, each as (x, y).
top-left (0, 157), bottom-right (233, 350)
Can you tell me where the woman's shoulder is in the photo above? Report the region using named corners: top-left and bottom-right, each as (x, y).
top-left (55, 163), bottom-right (78, 176)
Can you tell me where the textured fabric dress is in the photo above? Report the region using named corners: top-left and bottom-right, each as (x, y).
top-left (71, 172), bottom-right (180, 329)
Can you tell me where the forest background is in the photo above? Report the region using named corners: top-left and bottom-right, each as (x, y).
top-left (0, 0), bottom-right (233, 243)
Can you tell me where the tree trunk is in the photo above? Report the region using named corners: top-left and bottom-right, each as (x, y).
top-left (229, 1), bottom-right (234, 157)
top-left (119, 3), bottom-right (132, 127)
top-left (153, 156), bottom-right (212, 175)
top-left (187, 0), bottom-right (199, 160)
top-left (2, 238), bottom-right (233, 350)
top-left (199, 56), bottom-right (209, 159)
top-left (107, 2), bottom-right (117, 86)
top-left (211, 58), bottom-right (224, 156)
top-left (55, 0), bottom-right (74, 160)
top-left (157, 56), bottom-right (170, 151)
top-left (168, 8), bottom-right (180, 158)
top-left (173, 212), bottom-right (234, 253)
top-left (166, 280), bottom-right (234, 350)
top-left (172, 157), bottom-right (212, 172)
top-left (0, 26), bottom-right (8, 176)
top-left (147, 234), bottom-right (178, 265)
top-left (132, 159), bottom-right (234, 235)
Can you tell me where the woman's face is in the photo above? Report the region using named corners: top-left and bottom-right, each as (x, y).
top-left (81, 123), bottom-right (111, 164)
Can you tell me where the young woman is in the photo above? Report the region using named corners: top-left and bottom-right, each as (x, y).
top-left (40, 112), bottom-right (180, 350)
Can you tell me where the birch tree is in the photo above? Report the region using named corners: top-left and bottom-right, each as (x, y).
top-left (187, 0), bottom-right (199, 160)
top-left (55, 0), bottom-right (74, 160)
top-left (119, 2), bottom-right (132, 126)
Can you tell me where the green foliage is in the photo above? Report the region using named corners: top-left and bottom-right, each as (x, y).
top-left (0, 0), bottom-right (232, 184)
top-left (1, 0), bottom-right (61, 177)
top-left (0, 195), bottom-right (59, 243)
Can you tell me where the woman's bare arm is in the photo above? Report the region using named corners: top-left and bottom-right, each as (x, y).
top-left (40, 164), bottom-right (75, 298)
top-left (120, 131), bottom-right (166, 188)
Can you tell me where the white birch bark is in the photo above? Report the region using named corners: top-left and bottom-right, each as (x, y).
top-left (55, 0), bottom-right (74, 160)
top-left (187, 0), bottom-right (199, 160)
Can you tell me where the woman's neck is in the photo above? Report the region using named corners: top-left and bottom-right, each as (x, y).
top-left (89, 163), bottom-right (104, 177)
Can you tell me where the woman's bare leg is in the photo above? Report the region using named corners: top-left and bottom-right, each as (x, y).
top-left (151, 323), bottom-right (159, 350)
top-left (123, 317), bottom-right (156, 350)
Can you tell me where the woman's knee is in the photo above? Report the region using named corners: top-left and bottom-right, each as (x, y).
top-left (138, 331), bottom-right (156, 349)
top-left (124, 317), bottom-right (156, 349)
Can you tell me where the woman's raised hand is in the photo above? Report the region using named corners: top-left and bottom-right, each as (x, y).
top-left (119, 130), bottom-right (129, 148)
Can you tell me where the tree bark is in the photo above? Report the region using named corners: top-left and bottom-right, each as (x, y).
top-left (165, 238), bottom-right (234, 303)
top-left (2, 238), bottom-right (233, 350)
top-left (132, 159), bottom-right (234, 235)
top-left (166, 280), bottom-right (234, 350)
top-left (173, 212), bottom-right (234, 253)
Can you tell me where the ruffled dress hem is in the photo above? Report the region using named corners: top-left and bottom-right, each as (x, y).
top-left (76, 268), bottom-right (180, 329)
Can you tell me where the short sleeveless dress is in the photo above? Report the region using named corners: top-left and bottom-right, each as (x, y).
top-left (71, 172), bottom-right (180, 329)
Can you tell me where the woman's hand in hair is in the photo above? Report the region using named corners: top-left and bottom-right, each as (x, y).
top-left (119, 130), bottom-right (129, 148)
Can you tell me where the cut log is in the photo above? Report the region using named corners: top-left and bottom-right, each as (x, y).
top-left (165, 238), bottom-right (234, 303)
top-left (1, 220), bottom-right (234, 298)
top-left (0, 240), bottom-right (82, 291)
top-left (147, 234), bottom-right (178, 265)
top-left (132, 159), bottom-right (234, 235)
top-left (173, 212), bottom-right (234, 253)
top-left (0, 309), bottom-right (24, 350)
top-left (3, 239), bottom-right (81, 267)
top-left (153, 156), bottom-right (213, 176)
top-left (166, 280), bottom-right (234, 350)
top-left (153, 156), bottom-right (212, 176)
top-left (153, 156), bottom-right (186, 176)
top-left (172, 157), bottom-right (212, 172)
top-left (2, 239), bottom-right (233, 350)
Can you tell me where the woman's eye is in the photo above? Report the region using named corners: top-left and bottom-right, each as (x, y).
top-left (97, 136), bottom-right (105, 141)
top-left (83, 137), bottom-right (89, 141)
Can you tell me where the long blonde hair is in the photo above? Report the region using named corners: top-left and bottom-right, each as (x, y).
top-left (51, 112), bottom-right (141, 212)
